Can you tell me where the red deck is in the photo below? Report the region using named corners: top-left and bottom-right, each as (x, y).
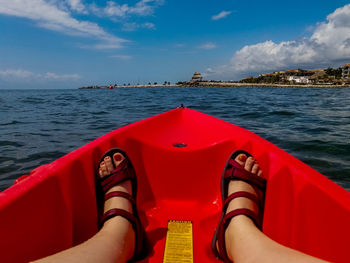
top-left (1, 108), bottom-right (350, 262)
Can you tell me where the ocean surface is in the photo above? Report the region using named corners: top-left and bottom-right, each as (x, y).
top-left (0, 87), bottom-right (349, 191)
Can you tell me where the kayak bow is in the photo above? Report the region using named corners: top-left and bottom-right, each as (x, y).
top-left (1, 108), bottom-right (349, 262)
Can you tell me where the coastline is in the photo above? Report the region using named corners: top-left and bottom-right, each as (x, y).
top-left (79, 82), bottom-right (350, 89)
top-left (182, 81), bottom-right (350, 88)
top-left (79, 84), bottom-right (182, 89)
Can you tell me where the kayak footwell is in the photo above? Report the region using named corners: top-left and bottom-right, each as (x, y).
top-left (1, 108), bottom-right (350, 262)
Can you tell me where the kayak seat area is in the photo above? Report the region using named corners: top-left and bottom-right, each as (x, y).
top-left (1, 108), bottom-right (350, 262)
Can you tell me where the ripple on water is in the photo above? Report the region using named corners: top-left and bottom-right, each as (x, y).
top-left (50, 120), bottom-right (76, 125)
top-left (0, 87), bottom-right (350, 191)
top-left (269, 110), bottom-right (296, 116)
top-left (0, 164), bottom-right (22, 175)
top-left (0, 120), bottom-right (26, 126)
top-left (89, 110), bottom-right (109, 115)
top-left (20, 151), bottom-right (67, 162)
top-left (88, 123), bottom-right (118, 131)
top-left (28, 132), bottom-right (53, 137)
top-left (290, 140), bottom-right (350, 156)
top-left (304, 127), bottom-right (332, 133)
top-left (20, 97), bottom-right (46, 104)
top-left (238, 111), bottom-right (266, 118)
top-left (0, 141), bottom-right (25, 147)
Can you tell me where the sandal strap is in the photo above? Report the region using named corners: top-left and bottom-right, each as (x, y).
top-left (216, 208), bottom-right (261, 263)
top-left (225, 159), bottom-right (266, 191)
top-left (223, 191), bottom-right (261, 211)
top-left (100, 208), bottom-right (143, 256)
top-left (104, 191), bottom-right (136, 206)
top-left (100, 160), bottom-right (134, 193)
top-left (224, 208), bottom-right (261, 229)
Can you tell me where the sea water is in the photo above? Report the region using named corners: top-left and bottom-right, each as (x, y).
top-left (0, 87), bottom-right (349, 191)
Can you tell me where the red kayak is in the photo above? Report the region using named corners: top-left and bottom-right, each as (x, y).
top-left (1, 108), bottom-right (350, 262)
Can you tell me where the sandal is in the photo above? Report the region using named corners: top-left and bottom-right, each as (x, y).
top-left (96, 148), bottom-right (145, 261)
top-left (211, 150), bottom-right (267, 263)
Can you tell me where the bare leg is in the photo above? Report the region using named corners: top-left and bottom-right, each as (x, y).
top-left (224, 154), bottom-right (328, 263)
top-left (33, 153), bottom-right (135, 263)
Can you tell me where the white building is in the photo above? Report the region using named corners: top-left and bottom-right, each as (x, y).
top-left (342, 64), bottom-right (350, 79)
top-left (287, 76), bottom-right (312, 84)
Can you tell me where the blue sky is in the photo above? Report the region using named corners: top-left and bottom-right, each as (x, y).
top-left (1, 0), bottom-right (350, 89)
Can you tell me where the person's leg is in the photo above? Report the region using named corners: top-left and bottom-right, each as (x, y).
top-left (33, 153), bottom-right (135, 263)
top-left (224, 154), bottom-right (328, 263)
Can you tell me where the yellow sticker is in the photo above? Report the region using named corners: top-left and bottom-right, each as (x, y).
top-left (163, 220), bottom-right (193, 263)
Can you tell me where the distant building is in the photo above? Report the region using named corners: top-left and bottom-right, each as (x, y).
top-left (287, 76), bottom-right (312, 84)
top-left (191, 72), bottom-right (202, 82)
top-left (341, 63), bottom-right (350, 79)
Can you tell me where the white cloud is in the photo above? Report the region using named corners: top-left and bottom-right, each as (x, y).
top-left (175, 43), bottom-right (185, 48)
top-left (0, 69), bottom-right (81, 81)
top-left (143, 22), bottom-right (156, 29)
top-left (231, 40), bottom-right (318, 72)
top-left (0, 0), bottom-right (126, 49)
top-left (103, 2), bottom-right (130, 17)
top-left (94, 0), bottom-right (163, 18)
top-left (198, 42), bottom-right (217, 50)
top-left (88, 38), bottom-right (129, 50)
top-left (208, 4), bottom-right (350, 79)
top-left (0, 69), bottom-right (35, 78)
top-left (122, 22), bottom-right (155, 31)
top-left (130, 0), bottom-right (164, 16)
top-left (0, 0), bottom-right (162, 48)
top-left (110, 55), bottom-right (132, 60)
top-left (66, 0), bottom-right (86, 14)
top-left (44, 72), bottom-right (80, 80)
top-left (212, 11), bottom-right (232, 21)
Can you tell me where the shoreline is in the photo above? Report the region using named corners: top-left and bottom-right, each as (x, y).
top-left (184, 82), bottom-right (350, 88)
top-left (79, 82), bottom-right (350, 89)
top-left (79, 84), bottom-right (182, 89)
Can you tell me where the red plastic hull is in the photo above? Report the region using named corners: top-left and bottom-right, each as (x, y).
top-left (1, 108), bottom-right (350, 262)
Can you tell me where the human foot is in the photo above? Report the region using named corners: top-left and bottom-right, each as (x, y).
top-left (225, 153), bottom-right (264, 225)
top-left (98, 153), bottom-right (133, 226)
top-left (97, 148), bottom-right (144, 261)
top-left (212, 150), bottom-right (266, 263)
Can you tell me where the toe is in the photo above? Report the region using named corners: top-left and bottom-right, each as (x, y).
top-left (99, 161), bottom-right (110, 178)
top-left (244, 157), bottom-right (255, 172)
top-left (99, 166), bottom-right (109, 177)
top-left (234, 154), bottom-right (247, 166)
top-left (113, 153), bottom-right (125, 167)
top-left (104, 156), bottom-right (114, 173)
top-left (251, 163), bottom-right (260, 175)
top-left (100, 161), bottom-right (106, 172)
